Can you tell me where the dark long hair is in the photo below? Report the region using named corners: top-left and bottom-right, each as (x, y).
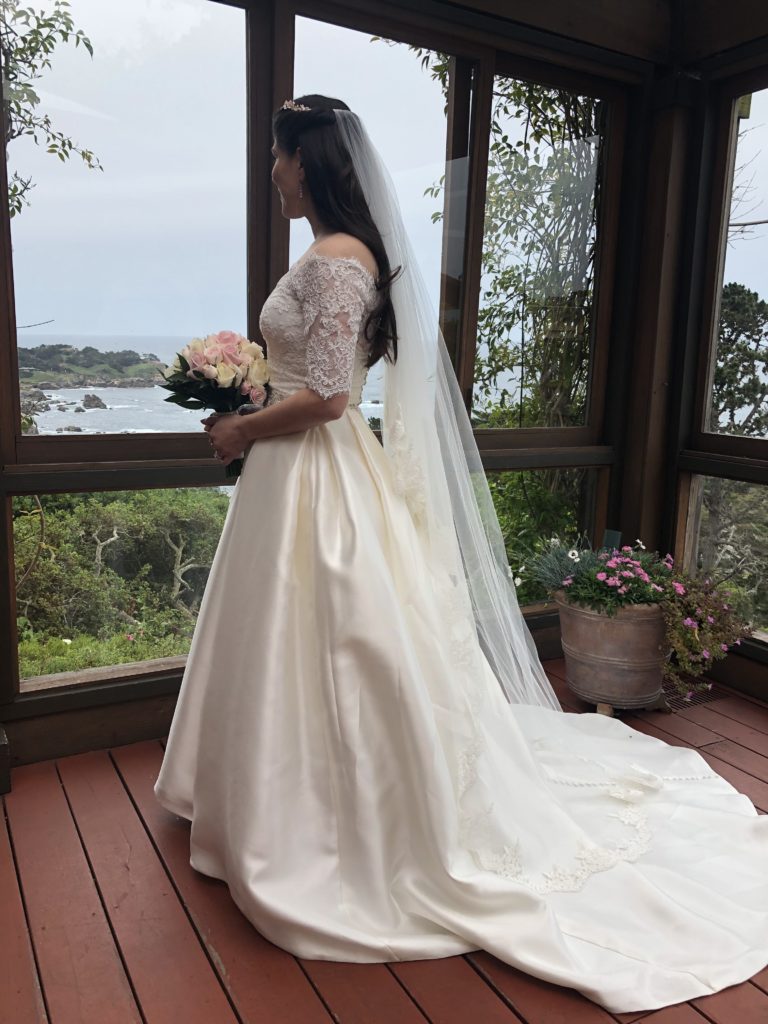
top-left (272, 95), bottom-right (400, 368)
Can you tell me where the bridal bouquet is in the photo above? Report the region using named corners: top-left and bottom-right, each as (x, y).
top-left (157, 330), bottom-right (271, 479)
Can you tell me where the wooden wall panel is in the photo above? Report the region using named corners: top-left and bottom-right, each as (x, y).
top-left (439, 0), bottom-right (670, 62)
top-left (679, 0), bottom-right (768, 65)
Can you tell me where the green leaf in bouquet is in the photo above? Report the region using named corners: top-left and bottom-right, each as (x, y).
top-left (162, 392), bottom-right (202, 408)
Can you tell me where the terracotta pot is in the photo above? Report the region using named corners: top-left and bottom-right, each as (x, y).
top-left (554, 590), bottom-right (666, 709)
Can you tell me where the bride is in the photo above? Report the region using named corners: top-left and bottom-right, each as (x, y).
top-left (153, 95), bottom-right (768, 1013)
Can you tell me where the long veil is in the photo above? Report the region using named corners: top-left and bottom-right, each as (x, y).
top-left (333, 109), bottom-right (561, 712)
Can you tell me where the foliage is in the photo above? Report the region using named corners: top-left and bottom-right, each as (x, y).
top-left (711, 282), bottom-right (768, 438)
top-left (526, 537), bottom-right (752, 694)
top-left (18, 628), bottom-right (188, 676)
top-left (17, 343), bottom-right (161, 373)
top-left (390, 43), bottom-right (601, 431)
top-left (2, 0), bottom-right (103, 218)
top-left (487, 469), bottom-right (588, 606)
top-left (13, 487), bottom-right (231, 678)
top-left (693, 475), bottom-right (768, 632)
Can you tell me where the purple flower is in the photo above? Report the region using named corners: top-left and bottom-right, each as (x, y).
top-left (702, 649), bottom-right (710, 660)
top-left (706, 615), bottom-right (715, 624)
top-left (562, 577), bottom-right (574, 587)
top-left (672, 581), bottom-right (686, 596)
top-left (721, 643), bottom-right (729, 652)
top-left (683, 617), bottom-right (698, 629)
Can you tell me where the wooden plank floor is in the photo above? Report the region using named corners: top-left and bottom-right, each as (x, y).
top-left (3, 659), bottom-right (768, 1024)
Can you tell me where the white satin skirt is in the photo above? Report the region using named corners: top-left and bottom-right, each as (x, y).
top-left (154, 407), bottom-right (768, 1013)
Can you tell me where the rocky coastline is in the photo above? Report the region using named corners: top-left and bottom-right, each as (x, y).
top-left (20, 380), bottom-right (160, 435)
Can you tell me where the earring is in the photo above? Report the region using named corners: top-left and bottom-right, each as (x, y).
top-left (298, 181), bottom-right (304, 200)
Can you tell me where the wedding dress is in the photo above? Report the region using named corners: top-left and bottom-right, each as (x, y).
top-left (154, 249), bottom-right (768, 1014)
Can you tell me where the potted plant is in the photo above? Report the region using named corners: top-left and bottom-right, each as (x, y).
top-left (525, 537), bottom-right (752, 714)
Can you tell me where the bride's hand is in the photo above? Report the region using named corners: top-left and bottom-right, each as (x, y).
top-left (203, 413), bottom-right (248, 466)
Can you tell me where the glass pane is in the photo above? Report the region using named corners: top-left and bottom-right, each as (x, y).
top-left (471, 77), bottom-right (604, 429)
top-left (13, 486), bottom-right (233, 687)
top-left (685, 475), bottom-right (768, 639)
top-left (289, 20), bottom-right (454, 428)
top-left (487, 467), bottom-right (599, 606)
top-left (5, 0), bottom-right (246, 436)
top-left (704, 89), bottom-right (768, 439)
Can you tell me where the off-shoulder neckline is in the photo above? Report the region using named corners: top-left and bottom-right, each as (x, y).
top-left (291, 250), bottom-right (377, 285)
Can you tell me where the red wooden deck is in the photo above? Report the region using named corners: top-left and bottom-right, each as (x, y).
top-left (3, 659), bottom-right (767, 1024)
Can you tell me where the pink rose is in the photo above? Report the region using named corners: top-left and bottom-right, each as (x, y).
top-left (186, 348), bottom-right (207, 370)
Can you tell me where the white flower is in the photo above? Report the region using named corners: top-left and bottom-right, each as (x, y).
top-left (567, 549), bottom-right (580, 560)
top-left (241, 341), bottom-right (265, 360)
top-left (215, 362), bottom-right (237, 387)
top-left (514, 576), bottom-right (522, 586)
top-left (246, 359), bottom-right (270, 387)
top-left (635, 538), bottom-right (646, 550)
top-left (61, 638), bottom-right (72, 645)
top-left (518, 565), bottom-right (526, 573)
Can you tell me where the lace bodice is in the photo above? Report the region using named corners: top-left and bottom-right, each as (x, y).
top-left (258, 251), bottom-right (379, 407)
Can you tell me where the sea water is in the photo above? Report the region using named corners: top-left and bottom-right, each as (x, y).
top-left (20, 334), bottom-right (384, 435)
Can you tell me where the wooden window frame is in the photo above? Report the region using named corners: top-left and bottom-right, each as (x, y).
top-left (0, 0), bottom-right (638, 711)
top-left (670, 63), bottom-right (768, 676)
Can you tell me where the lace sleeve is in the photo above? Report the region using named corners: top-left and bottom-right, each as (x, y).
top-left (292, 255), bottom-right (372, 400)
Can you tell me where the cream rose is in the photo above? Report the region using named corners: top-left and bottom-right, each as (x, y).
top-left (216, 362), bottom-right (237, 387)
top-left (246, 359), bottom-right (270, 387)
top-left (241, 341), bottom-right (265, 361)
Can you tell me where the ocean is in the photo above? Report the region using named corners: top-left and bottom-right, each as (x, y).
top-left (20, 334), bottom-right (385, 435)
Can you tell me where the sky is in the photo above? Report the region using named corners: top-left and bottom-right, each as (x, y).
top-left (5, 0), bottom-right (448, 344)
top-left (4, 0), bottom-right (766, 350)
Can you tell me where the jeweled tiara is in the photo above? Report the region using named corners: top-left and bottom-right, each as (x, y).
top-left (281, 99), bottom-right (311, 111)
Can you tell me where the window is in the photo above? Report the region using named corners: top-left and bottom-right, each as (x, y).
top-left (7, 0), bottom-right (247, 438)
top-left (289, 18), bottom-right (453, 426)
top-left (703, 88), bottom-right (768, 441)
top-left (684, 476), bottom-right (767, 640)
top-left (13, 486), bottom-right (233, 688)
top-left (488, 466), bottom-right (601, 605)
top-left (472, 74), bottom-right (604, 430)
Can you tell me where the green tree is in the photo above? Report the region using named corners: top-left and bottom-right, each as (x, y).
top-left (1, 0), bottom-right (103, 218)
top-left (13, 488), bottom-right (231, 675)
top-left (710, 282), bottom-right (768, 437)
